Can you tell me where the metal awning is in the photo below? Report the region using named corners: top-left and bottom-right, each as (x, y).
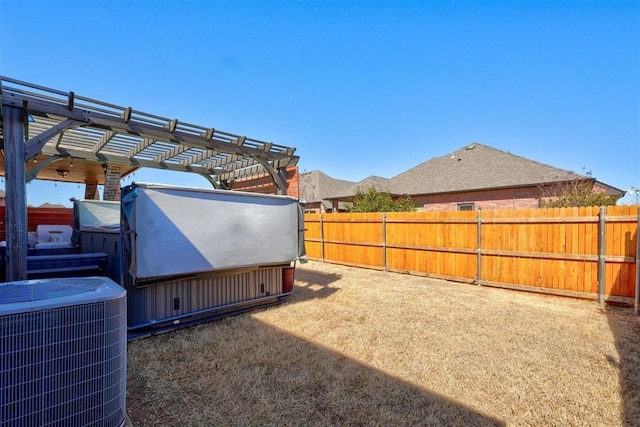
top-left (0, 76), bottom-right (299, 281)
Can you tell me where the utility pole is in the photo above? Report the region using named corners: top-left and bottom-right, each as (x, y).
top-left (630, 186), bottom-right (640, 205)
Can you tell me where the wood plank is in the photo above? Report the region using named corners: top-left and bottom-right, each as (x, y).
top-left (605, 206), bottom-right (616, 296)
top-left (577, 207), bottom-right (586, 293)
top-left (627, 205), bottom-right (638, 298)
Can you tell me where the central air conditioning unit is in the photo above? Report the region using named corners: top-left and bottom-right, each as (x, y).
top-left (0, 277), bottom-right (127, 427)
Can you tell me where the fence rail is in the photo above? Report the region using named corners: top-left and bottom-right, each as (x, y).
top-left (304, 206), bottom-right (639, 307)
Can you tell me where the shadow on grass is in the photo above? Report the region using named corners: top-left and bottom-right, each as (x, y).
top-left (127, 314), bottom-right (503, 426)
top-left (606, 306), bottom-right (640, 426)
top-left (606, 223), bottom-right (640, 426)
top-left (289, 267), bottom-right (342, 302)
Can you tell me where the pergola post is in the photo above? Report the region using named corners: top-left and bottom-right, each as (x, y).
top-left (273, 168), bottom-right (288, 195)
top-left (2, 105), bottom-right (28, 281)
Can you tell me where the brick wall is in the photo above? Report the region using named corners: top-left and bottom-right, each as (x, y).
top-left (230, 167), bottom-right (299, 197)
top-left (103, 166), bottom-right (121, 201)
top-left (412, 186), bottom-right (544, 211)
top-left (410, 180), bottom-right (622, 211)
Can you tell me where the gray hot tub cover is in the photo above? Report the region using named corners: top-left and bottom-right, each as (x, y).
top-left (122, 183), bottom-right (306, 280)
top-left (74, 199), bottom-right (121, 232)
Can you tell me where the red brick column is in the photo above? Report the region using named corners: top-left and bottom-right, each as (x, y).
top-left (84, 182), bottom-right (100, 200)
top-left (102, 165), bottom-right (122, 201)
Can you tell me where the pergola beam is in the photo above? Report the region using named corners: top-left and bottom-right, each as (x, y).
top-left (126, 137), bottom-right (155, 158)
top-left (202, 154), bottom-right (244, 169)
top-left (199, 173), bottom-right (231, 190)
top-left (154, 143), bottom-right (190, 163)
top-left (179, 148), bottom-right (220, 167)
top-left (40, 145), bottom-right (228, 175)
top-left (26, 155), bottom-right (65, 183)
top-left (92, 130), bottom-right (116, 153)
top-left (23, 118), bottom-right (85, 160)
top-left (217, 163), bottom-right (269, 182)
top-left (89, 116), bottom-right (292, 162)
top-left (4, 92), bottom-right (295, 163)
top-left (252, 156), bottom-right (288, 195)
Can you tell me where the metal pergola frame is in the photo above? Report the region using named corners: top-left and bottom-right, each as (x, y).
top-left (0, 76), bottom-right (299, 281)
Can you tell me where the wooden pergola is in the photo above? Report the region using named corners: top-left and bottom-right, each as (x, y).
top-left (0, 76), bottom-right (299, 281)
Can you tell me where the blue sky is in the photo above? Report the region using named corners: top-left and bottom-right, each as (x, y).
top-left (1, 0), bottom-right (638, 206)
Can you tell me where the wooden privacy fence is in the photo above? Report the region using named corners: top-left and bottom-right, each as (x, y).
top-left (304, 206), bottom-right (640, 306)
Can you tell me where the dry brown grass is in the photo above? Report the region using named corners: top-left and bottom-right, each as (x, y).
top-left (127, 261), bottom-right (640, 426)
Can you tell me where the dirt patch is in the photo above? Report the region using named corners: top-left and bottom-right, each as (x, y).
top-left (127, 261), bottom-right (640, 426)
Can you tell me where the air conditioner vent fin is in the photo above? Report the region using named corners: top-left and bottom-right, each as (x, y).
top-left (0, 277), bottom-right (127, 427)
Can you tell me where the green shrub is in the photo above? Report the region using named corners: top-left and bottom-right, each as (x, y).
top-left (541, 181), bottom-right (617, 208)
top-left (348, 187), bottom-right (415, 212)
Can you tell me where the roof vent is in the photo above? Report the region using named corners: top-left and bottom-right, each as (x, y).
top-left (465, 144), bottom-right (476, 150)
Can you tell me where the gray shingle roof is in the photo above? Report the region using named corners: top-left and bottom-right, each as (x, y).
top-left (299, 170), bottom-right (354, 203)
top-left (327, 175), bottom-right (395, 200)
top-left (38, 202), bottom-right (67, 208)
top-left (301, 143), bottom-right (624, 203)
top-left (389, 143), bottom-right (588, 195)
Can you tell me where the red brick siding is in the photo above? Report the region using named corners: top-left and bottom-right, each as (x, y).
top-left (230, 167), bottom-right (300, 197)
top-left (411, 187), bottom-right (544, 211)
top-left (592, 183), bottom-right (609, 194)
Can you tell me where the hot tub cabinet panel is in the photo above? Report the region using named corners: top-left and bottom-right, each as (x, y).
top-left (126, 266), bottom-right (285, 330)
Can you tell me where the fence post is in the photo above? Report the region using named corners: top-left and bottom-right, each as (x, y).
top-left (320, 214), bottom-right (325, 263)
top-left (635, 209), bottom-right (639, 316)
top-left (382, 213), bottom-right (387, 272)
top-left (477, 209), bottom-right (482, 285)
top-left (598, 207), bottom-right (606, 308)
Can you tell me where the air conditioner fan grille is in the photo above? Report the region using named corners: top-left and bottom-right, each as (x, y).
top-left (0, 278), bottom-right (106, 304)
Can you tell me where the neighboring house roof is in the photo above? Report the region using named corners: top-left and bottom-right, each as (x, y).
top-left (299, 170), bottom-right (354, 209)
top-left (390, 143), bottom-right (589, 195)
top-left (306, 143), bottom-right (625, 204)
top-left (0, 190), bottom-right (4, 198)
top-left (327, 175), bottom-right (396, 200)
top-left (38, 202), bottom-right (67, 208)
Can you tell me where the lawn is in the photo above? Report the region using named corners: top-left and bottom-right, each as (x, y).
top-left (127, 261), bottom-right (640, 426)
